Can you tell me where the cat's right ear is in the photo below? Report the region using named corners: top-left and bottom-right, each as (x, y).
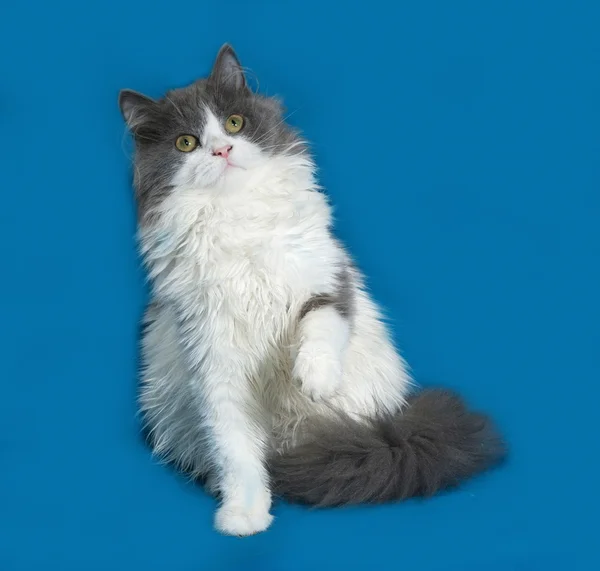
top-left (119, 89), bottom-right (157, 132)
top-left (209, 44), bottom-right (247, 92)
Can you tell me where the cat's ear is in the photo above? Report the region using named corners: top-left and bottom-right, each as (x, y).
top-left (119, 89), bottom-right (157, 132)
top-left (210, 44), bottom-right (247, 91)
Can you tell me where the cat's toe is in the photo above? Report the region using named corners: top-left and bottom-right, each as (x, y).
top-left (293, 347), bottom-right (342, 401)
top-left (214, 504), bottom-right (274, 537)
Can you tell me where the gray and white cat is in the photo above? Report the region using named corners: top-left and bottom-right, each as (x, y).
top-left (119, 44), bottom-right (505, 536)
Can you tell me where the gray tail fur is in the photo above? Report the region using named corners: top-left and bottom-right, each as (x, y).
top-left (270, 389), bottom-right (506, 507)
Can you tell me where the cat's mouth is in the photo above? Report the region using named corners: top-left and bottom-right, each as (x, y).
top-left (222, 159), bottom-right (245, 171)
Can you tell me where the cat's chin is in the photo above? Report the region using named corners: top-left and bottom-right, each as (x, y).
top-left (213, 164), bottom-right (253, 189)
top-left (192, 169), bottom-right (233, 191)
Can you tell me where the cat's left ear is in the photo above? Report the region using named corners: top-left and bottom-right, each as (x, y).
top-left (209, 44), bottom-right (247, 91)
top-left (119, 89), bottom-right (158, 132)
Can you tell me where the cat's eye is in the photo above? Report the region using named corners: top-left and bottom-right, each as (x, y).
top-left (225, 114), bottom-right (244, 134)
top-left (175, 135), bottom-right (199, 152)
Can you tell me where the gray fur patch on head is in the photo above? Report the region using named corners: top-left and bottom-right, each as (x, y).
top-left (118, 44), bottom-right (305, 222)
top-left (299, 265), bottom-right (355, 322)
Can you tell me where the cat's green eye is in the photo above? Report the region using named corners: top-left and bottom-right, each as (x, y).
top-left (175, 135), bottom-right (198, 152)
top-left (225, 114), bottom-right (244, 134)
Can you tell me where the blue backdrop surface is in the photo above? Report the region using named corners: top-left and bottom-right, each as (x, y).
top-left (1, 1), bottom-right (598, 570)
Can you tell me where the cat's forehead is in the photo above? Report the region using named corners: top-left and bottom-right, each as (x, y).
top-left (162, 79), bottom-right (254, 124)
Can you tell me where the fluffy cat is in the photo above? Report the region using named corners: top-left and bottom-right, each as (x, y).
top-left (119, 44), bottom-right (505, 536)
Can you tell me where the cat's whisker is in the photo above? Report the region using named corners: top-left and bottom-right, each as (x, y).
top-left (135, 134), bottom-right (161, 143)
top-left (253, 108), bottom-right (302, 146)
top-left (120, 127), bottom-right (144, 186)
top-left (240, 66), bottom-right (260, 93)
top-left (219, 66), bottom-right (260, 94)
top-left (165, 95), bottom-right (185, 120)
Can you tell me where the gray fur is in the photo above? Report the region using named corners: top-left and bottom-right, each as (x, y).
top-left (299, 266), bottom-right (355, 321)
top-left (270, 389), bottom-right (506, 506)
top-left (210, 43), bottom-right (247, 91)
top-left (335, 265), bottom-right (355, 319)
top-left (298, 294), bottom-right (339, 320)
top-left (138, 302), bottom-right (212, 478)
top-left (119, 44), bottom-right (304, 222)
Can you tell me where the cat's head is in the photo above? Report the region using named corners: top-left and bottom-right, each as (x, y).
top-left (119, 44), bottom-right (304, 219)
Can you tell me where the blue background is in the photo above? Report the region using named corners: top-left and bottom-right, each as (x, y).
top-left (1, 1), bottom-right (598, 569)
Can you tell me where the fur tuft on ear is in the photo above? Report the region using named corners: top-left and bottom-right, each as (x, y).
top-left (118, 89), bottom-right (157, 131)
top-left (210, 44), bottom-right (247, 91)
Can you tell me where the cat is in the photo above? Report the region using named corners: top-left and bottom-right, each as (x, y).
top-left (119, 44), bottom-right (506, 537)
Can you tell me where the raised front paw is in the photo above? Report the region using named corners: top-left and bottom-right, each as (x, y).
top-left (293, 343), bottom-right (343, 401)
top-left (214, 503), bottom-right (274, 537)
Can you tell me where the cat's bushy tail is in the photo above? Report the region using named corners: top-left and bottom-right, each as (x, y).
top-left (270, 389), bottom-right (506, 506)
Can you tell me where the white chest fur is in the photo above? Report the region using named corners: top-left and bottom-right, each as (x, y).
top-left (140, 162), bottom-right (343, 344)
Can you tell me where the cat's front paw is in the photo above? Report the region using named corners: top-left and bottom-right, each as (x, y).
top-left (293, 343), bottom-right (343, 401)
top-left (214, 503), bottom-right (274, 537)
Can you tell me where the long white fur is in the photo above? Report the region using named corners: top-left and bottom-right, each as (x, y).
top-left (139, 110), bottom-right (412, 535)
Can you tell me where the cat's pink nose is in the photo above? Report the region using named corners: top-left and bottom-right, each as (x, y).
top-left (212, 145), bottom-right (232, 159)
